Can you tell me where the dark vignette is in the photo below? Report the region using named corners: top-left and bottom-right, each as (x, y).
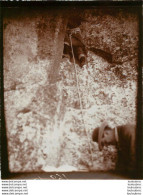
top-left (1, 4), bottom-right (10, 179)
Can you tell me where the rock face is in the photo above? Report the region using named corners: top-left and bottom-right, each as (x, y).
top-left (3, 7), bottom-right (138, 172)
top-left (4, 8), bottom-right (67, 172)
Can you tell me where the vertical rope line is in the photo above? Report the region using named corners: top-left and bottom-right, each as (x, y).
top-left (69, 34), bottom-right (85, 126)
top-left (69, 34), bottom-right (94, 168)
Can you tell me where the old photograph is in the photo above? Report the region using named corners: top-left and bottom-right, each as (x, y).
top-left (1, 3), bottom-right (142, 179)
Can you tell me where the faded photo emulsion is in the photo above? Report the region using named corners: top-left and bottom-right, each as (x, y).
top-left (2, 5), bottom-right (141, 179)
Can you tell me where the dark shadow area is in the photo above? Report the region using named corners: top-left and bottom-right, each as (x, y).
top-left (1, 8), bottom-right (9, 180)
top-left (2, 171), bottom-right (133, 180)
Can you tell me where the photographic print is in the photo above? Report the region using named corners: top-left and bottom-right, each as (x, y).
top-left (1, 2), bottom-right (142, 179)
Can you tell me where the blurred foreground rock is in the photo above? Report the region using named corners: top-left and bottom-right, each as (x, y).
top-left (4, 8), bottom-right (67, 172)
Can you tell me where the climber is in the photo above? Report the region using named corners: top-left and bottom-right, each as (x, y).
top-left (92, 121), bottom-right (136, 176)
top-left (63, 13), bottom-right (114, 66)
top-left (63, 27), bottom-right (87, 68)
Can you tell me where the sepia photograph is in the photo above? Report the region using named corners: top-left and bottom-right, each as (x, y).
top-left (1, 2), bottom-right (142, 179)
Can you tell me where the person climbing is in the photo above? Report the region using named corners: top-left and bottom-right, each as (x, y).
top-left (63, 13), bottom-right (114, 67)
top-left (63, 27), bottom-right (87, 68)
top-left (92, 121), bottom-right (136, 176)
top-left (63, 16), bottom-right (87, 68)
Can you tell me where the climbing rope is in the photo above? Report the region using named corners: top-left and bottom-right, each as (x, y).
top-left (69, 34), bottom-right (94, 168)
top-left (69, 34), bottom-right (85, 128)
